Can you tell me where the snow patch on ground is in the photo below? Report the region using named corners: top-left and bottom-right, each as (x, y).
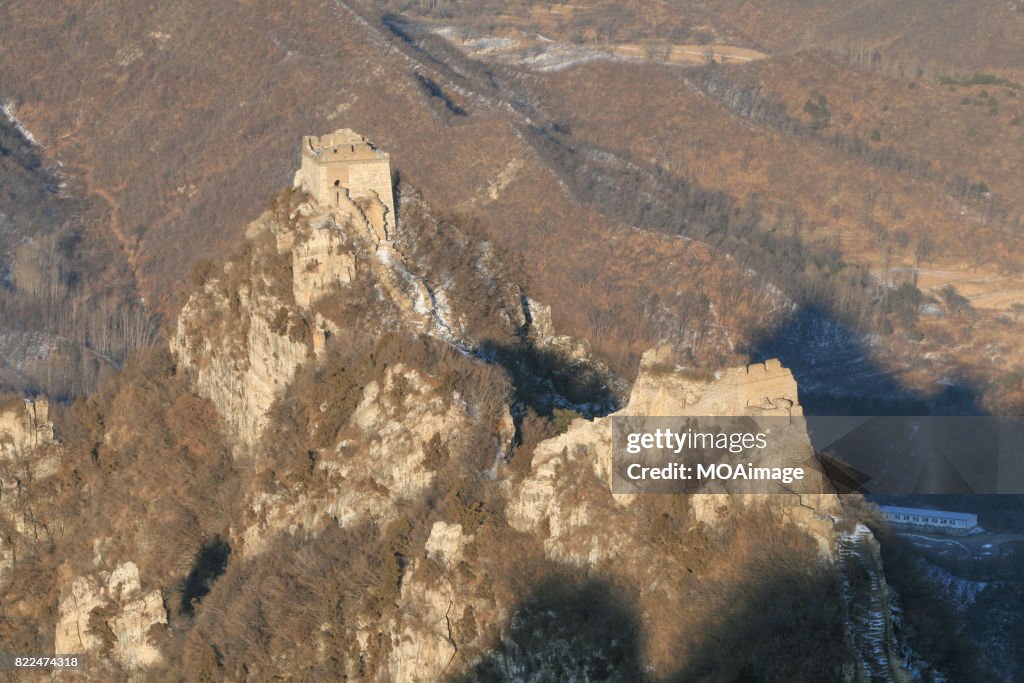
top-left (463, 36), bottom-right (517, 53)
top-left (1, 101), bottom-right (41, 147)
top-left (837, 524), bottom-right (895, 681)
top-left (921, 561), bottom-right (987, 609)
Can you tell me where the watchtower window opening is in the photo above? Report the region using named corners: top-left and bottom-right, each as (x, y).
top-left (334, 180), bottom-right (341, 187)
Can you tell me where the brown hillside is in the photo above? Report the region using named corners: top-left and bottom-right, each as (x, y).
top-left (2, 0), bottom-right (1024, 406)
top-left (0, 0), bottom-right (770, 373)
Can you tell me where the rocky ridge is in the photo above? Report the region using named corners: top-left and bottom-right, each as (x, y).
top-left (0, 156), bottom-right (919, 680)
top-left (163, 178), bottom-right (887, 680)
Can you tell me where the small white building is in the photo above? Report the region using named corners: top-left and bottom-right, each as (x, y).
top-left (878, 505), bottom-right (978, 535)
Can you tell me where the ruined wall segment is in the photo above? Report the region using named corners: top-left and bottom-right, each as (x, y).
top-left (625, 347), bottom-right (802, 418)
top-left (716, 358), bottom-right (803, 416)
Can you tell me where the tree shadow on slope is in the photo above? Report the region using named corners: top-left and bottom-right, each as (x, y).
top-left (180, 537), bottom-right (231, 617)
top-left (665, 562), bottom-right (849, 683)
top-left (454, 576), bottom-right (643, 683)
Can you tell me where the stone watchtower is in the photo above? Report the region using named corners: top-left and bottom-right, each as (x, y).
top-left (295, 129), bottom-right (396, 232)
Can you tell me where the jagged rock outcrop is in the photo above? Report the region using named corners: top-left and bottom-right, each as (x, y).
top-left (172, 134), bottom-right (570, 452)
top-left (488, 346), bottom-right (897, 678)
top-left (383, 521), bottom-right (499, 683)
top-left (241, 364), bottom-right (475, 555)
top-left (173, 185), bottom-right (455, 449)
top-left (54, 561), bottom-right (166, 670)
top-left (509, 346), bottom-right (839, 564)
top-left (171, 191), bottom-right (386, 449)
top-left (172, 226), bottom-right (312, 447)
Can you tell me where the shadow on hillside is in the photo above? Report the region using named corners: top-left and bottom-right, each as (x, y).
top-left (750, 306), bottom-right (985, 417)
top-left (750, 307), bottom-right (1024, 540)
top-left (452, 562), bottom-right (851, 682)
top-left (479, 339), bottom-right (620, 420)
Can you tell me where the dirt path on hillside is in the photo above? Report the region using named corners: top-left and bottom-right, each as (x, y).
top-left (49, 113), bottom-right (147, 299)
top-left (69, 160), bottom-right (147, 298)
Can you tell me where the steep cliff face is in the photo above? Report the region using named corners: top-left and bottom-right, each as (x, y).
top-left (288, 217), bottom-right (356, 310)
top-left (493, 347), bottom-right (852, 676)
top-left (0, 398), bottom-right (59, 580)
top-left (171, 185), bottom-right (528, 449)
top-left (384, 520), bottom-right (503, 682)
top-left (171, 211), bottom-right (314, 448)
top-left (241, 363), bottom-right (486, 556)
top-left (0, 397), bottom-right (55, 457)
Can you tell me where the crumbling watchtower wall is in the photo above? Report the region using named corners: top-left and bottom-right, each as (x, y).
top-left (627, 348), bottom-right (803, 417)
top-left (295, 129), bottom-right (396, 232)
top-left (715, 359), bottom-right (802, 415)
